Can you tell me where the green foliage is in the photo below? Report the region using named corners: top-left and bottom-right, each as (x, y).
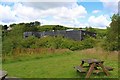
top-left (95, 29), bottom-right (107, 39)
top-left (2, 25), bottom-right (8, 30)
top-left (103, 14), bottom-right (120, 51)
top-left (53, 25), bottom-right (67, 30)
top-left (61, 38), bottom-right (75, 49)
top-left (34, 21), bottom-right (41, 26)
top-left (2, 21), bottom-right (41, 54)
top-left (3, 33), bottom-right (97, 55)
top-left (2, 25), bottom-right (23, 54)
top-left (10, 23), bottom-right (16, 28)
top-left (23, 23), bottom-right (39, 32)
top-left (35, 36), bottom-right (54, 48)
top-left (21, 36), bottom-right (38, 48)
top-left (2, 21), bottom-right (98, 55)
top-left (85, 26), bottom-right (96, 33)
top-left (38, 25), bottom-right (68, 31)
top-left (81, 37), bottom-right (96, 49)
top-left (103, 40), bottom-right (118, 51)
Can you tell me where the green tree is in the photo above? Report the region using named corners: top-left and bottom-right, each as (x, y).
top-left (53, 25), bottom-right (67, 30)
top-left (2, 25), bottom-right (8, 30)
top-left (34, 21), bottom-right (40, 26)
top-left (104, 14), bottom-right (120, 51)
top-left (85, 26), bottom-right (96, 33)
top-left (10, 23), bottom-right (16, 27)
top-left (24, 22), bottom-right (38, 31)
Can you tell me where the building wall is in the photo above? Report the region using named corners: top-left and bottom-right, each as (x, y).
top-left (65, 30), bottom-right (81, 40)
top-left (23, 30), bottom-right (96, 41)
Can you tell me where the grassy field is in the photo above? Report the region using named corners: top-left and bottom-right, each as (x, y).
top-left (2, 48), bottom-right (118, 78)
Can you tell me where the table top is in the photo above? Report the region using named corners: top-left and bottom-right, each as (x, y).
top-left (0, 70), bottom-right (7, 79)
top-left (81, 59), bottom-right (104, 64)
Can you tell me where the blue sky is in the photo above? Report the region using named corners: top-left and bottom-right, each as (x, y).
top-left (78, 2), bottom-right (103, 13)
top-left (0, 0), bottom-right (118, 29)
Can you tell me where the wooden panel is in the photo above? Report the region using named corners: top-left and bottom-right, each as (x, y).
top-left (0, 70), bottom-right (8, 80)
top-left (74, 66), bottom-right (86, 73)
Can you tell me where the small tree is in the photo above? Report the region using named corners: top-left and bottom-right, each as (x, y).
top-left (10, 23), bottom-right (16, 27)
top-left (2, 25), bottom-right (8, 30)
top-left (34, 21), bottom-right (40, 26)
top-left (104, 14), bottom-right (119, 51)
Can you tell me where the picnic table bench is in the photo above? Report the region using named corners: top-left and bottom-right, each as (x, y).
top-left (74, 59), bottom-right (113, 78)
top-left (0, 70), bottom-right (8, 80)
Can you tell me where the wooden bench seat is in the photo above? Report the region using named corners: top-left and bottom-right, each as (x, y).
top-left (93, 70), bottom-right (101, 74)
top-left (74, 66), bottom-right (86, 73)
top-left (105, 66), bottom-right (114, 71)
top-left (74, 66), bottom-right (113, 73)
top-left (0, 70), bottom-right (8, 80)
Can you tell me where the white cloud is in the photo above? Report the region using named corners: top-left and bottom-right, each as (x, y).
top-left (0, 5), bottom-right (16, 23)
top-left (88, 15), bottom-right (111, 29)
top-left (13, 3), bottom-right (41, 21)
top-left (92, 10), bottom-right (101, 14)
top-left (100, 0), bottom-right (119, 14)
top-left (20, 2), bottom-right (87, 19)
top-left (0, 1), bottom-right (113, 29)
top-left (54, 5), bottom-right (87, 19)
top-left (21, 2), bottom-right (76, 10)
top-left (0, 2), bottom-right (87, 28)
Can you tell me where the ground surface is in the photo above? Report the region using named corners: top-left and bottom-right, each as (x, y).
top-left (2, 48), bottom-right (118, 78)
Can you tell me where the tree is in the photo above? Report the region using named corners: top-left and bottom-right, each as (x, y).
top-left (10, 23), bottom-right (16, 27)
top-left (105, 14), bottom-right (120, 51)
top-left (53, 25), bottom-right (66, 30)
top-left (2, 25), bottom-right (8, 30)
top-left (85, 27), bottom-right (89, 31)
top-left (34, 21), bottom-right (40, 26)
top-left (24, 22), bottom-right (38, 31)
top-left (85, 26), bottom-right (96, 33)
top-left (88, 27), bottom-right (96, 33)
top-left (30, 22), bottom-right (35, 27)
top-left (0, 25), bottom-right (2, 30)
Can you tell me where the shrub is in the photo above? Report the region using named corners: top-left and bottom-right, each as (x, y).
top-left (102, 39), bottom-right (119, 51)
top-left (3, 31), bottom-right (97, 55)
top-left (81, 37), bottom-right (96, 49)
top-left (103, 14), bottom-right (120, 51)
top-left (21, 36), bottom-right (38, 48)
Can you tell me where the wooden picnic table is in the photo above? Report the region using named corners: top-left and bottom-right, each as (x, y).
top-left (74, 59), bottom-right (113, 78)
top-left (0, 70), bottom-right (8, 80)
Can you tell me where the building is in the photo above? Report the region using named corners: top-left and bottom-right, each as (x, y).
top-left (23, 30), bottom-right (96, 41)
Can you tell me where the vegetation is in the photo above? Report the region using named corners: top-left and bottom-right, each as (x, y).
top-left (103, 14), bottom-right (120, 51)
top-left (3, 48), bottom-right (118, 78)
top-left (1, 14), bottom-right (119, 78)
top-left (2, 35), bottom-right (96, 55)
top-left (38, 25), bottom-right (68, 31)
top-left (2, 14), bottom-right (119, 55)
top-left (2, 21), bottom-right (98, 55)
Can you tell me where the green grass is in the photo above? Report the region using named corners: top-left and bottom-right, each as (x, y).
top-left (2, 48), bottom-right (118, 78)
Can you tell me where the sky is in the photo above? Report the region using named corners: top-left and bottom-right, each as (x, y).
top-left (0, 0), bottom-right (119, 29)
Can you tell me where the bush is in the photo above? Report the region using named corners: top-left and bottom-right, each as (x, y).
top-left (102, 39), bottom-right (119, 51)
top-left (103, 14), bottom-right (120, 51)
top-left (21, 36), bottom-right (38, 48)
top-left (81, 37), bottom-right (96, 49)
top-left (20, 36), bottom-right (96, 51)
top-left (3, 30), bottom-right (97, 55)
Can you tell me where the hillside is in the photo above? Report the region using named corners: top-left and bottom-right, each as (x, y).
top-left (2, 22), bottom-right (107, 55)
